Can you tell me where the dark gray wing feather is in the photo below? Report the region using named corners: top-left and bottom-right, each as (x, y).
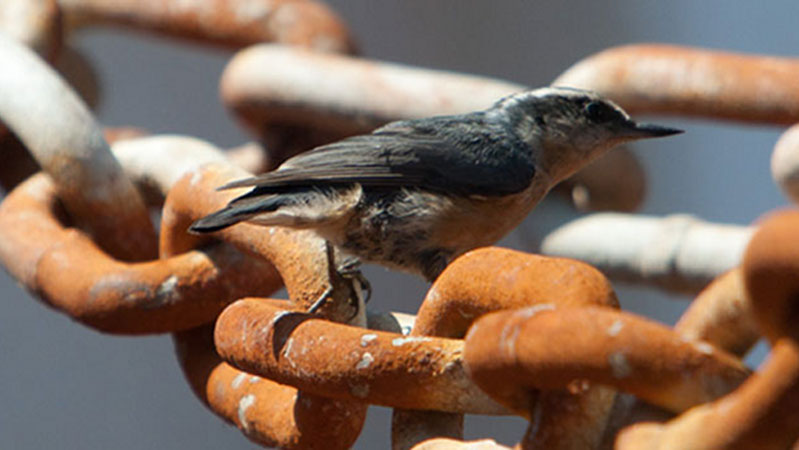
top-left (222, 112), bottom-right (535, 197)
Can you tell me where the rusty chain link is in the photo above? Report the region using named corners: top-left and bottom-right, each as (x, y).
top-left (3, 1), bottom-right (799, 449)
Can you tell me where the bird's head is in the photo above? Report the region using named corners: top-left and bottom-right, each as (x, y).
top-left (494, 87), bottom-right (682, 180)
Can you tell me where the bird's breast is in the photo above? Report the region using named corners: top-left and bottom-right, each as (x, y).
top-left (430, 179), bottom-right (549, 252)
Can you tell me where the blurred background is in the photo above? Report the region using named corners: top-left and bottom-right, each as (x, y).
top-left (1, 1), bottom-right (798, 448)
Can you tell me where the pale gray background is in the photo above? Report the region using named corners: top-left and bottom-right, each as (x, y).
top-left (1, 1), bottom-right (797, 448)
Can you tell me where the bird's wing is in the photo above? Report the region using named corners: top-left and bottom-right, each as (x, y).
top-left (222, 114), bottom-right (536, 197)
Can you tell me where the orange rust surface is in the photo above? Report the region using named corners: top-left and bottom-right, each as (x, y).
top-left (174, 323), bottom-right (365, 449)
top-left (0, 174), bottom-right (70, 285)
top-left (214, 297), bottom-right (505, 414)
top-left (617, 210), bottom-right (799, 449)
top-left (0, 173), bottom-right (281, 334)
top-left (62, 0), bottom-right (356, 53)
top-left (521, 385), bottom-right (617, 450)
top-left (675, 268), bottom-right (758, 357)
top-left (743, 210), bottom-right (799, 342)
top-left (555, 44), bottom-right (799, 125)
top-left (464, 306), bottom-right (749, 415)
top-left (617, 341), bottom-right (799, 450)
top-left (415, 247), bottom-right (619, 339)
top-left (395, 248), bottom-right (620, 448)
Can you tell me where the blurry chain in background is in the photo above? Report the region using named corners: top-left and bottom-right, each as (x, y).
top-left (2, 0), bottom-right (799, 448)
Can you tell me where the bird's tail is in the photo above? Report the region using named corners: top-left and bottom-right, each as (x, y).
top-left (189, 207), bottom-right (254, 233)
top-left (189, 192), bottom-right (287, 233)
top-left (190, 184), bottom-right (360, 233)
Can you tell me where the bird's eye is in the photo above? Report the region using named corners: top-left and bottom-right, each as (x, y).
top-left (584, 101), bottom-right (618, 123)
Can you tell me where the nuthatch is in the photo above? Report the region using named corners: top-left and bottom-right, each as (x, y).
top-left (192, 87), bottom-right (681, 283)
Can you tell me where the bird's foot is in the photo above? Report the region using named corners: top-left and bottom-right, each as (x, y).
top-left (306, 246), bottom-right (370, 324)
top-left (336, 255), bottom-right (372, 306)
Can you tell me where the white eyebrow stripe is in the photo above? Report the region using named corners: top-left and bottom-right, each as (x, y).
top-left (495, 87), bottom-right (597, 109)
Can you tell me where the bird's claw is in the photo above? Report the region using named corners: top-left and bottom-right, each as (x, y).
top-left (337, 257), bottom-right (372, 306)
top-left (306, 247), bottom-right (371, 323)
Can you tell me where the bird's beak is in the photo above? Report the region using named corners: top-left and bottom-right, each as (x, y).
top-left (624, 121), bottom-right (683, 138)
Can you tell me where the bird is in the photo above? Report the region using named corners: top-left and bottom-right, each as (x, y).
top-left (191, 87), bottom-right (681, 284)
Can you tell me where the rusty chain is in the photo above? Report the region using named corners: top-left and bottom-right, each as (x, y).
top-left (2, 1), bottom-right (799, 449)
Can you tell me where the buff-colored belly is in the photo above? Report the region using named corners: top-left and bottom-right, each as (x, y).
top-left (430, 182), bottom-right (546, 252)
